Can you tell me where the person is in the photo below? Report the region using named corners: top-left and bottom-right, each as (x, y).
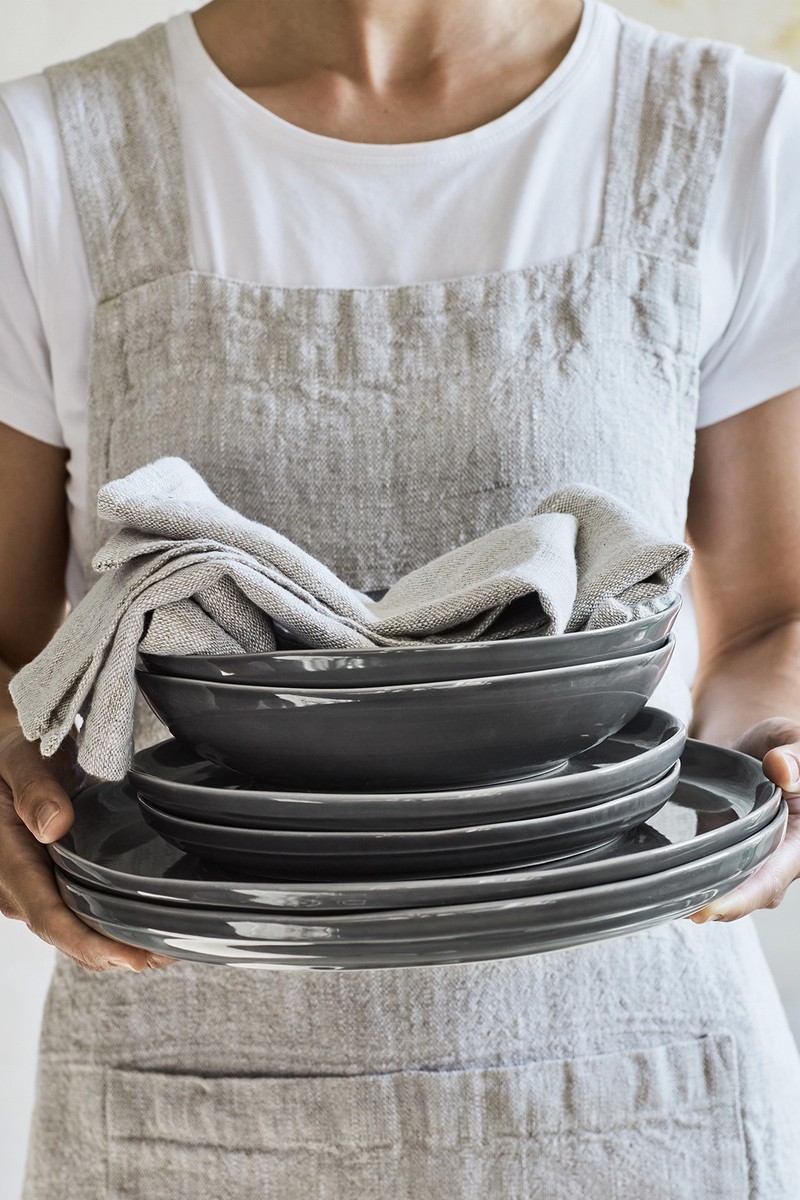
top-left (1, 0), bottom-right (799, 1195)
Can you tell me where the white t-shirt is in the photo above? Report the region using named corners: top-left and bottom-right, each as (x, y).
top-left (1, 0), bottom-right (800, 607)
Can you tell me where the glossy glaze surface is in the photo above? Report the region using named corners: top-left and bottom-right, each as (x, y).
top-left (135, 764), bottom-right (678, 879)
top-left (49, 740), bottom-right (782, 911)
top-left (139, 594), bottom-right (680, 688)
top-left (128, 707), bottom-right (686, 830)
top-left (135, 638), bottom-right (674, 789)
top-left (54, 805), bottom-right (787, 968)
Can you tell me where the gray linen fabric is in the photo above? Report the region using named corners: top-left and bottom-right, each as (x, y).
top-left (9, 456), bottom-right (690, 779)
top-left (23, 919), bottom-right (800, 1200)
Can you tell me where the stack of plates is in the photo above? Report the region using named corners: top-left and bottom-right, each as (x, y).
top-left (52, 735), bottom-right (785, 968)
top-left (52, 592), bottom-right (788, 967)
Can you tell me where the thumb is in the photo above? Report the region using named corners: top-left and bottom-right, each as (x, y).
top-left (0, 732), bottom-right (83, 843)
top-left (731, 717), bottom-right (800, 794)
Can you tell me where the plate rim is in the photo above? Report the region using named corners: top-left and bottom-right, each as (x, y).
top-left (139, 592), bottom-right (682, 666)
top-left (128, 706), bottom-right (686, 809)
top-left (51, 796), bottom-right (786, 916)
top-left (135, 635), bottom-right (674, 699)
top-left (52, 800), bottom-right (787, 929)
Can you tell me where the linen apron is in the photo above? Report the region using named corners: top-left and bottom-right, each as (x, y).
top-left (21, 14), bottom-right (800, 1199)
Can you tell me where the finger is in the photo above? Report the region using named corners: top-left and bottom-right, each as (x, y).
top-left (762, 744), bottom-right (800, 794)
top-left (0, 882), bottom-right (24, 922)
top-left (3, 737), bottom-right (80, 843)
top-left (733, 718), bottom-right (800, 794)
top-left (734, 715), bottom-right (800, 792)
top-left (733, 717), bottom-right (800, 764)
top-left (0, 800), bottom-right (169, 971)
top-left (688, 818), bottom-right (800, 922)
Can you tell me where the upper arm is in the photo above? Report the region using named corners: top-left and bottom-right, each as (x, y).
top-left (688, 63), bottom-right (800, 666)
top-left (0, 421), bottom-right (68, 669)
top-left (696, 64), bottom-right (800, 429)
top-left (687, 385), bottom-right (800, 666)
top-left (0, 91), bottom-right (73, 666)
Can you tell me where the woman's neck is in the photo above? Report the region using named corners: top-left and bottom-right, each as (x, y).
top-left (190, 0), bottom-right (585, 144)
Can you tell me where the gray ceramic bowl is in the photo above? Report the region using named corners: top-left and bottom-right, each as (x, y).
top-left (135, 636), bottom-right (674, 790)
top-left (139, 593), bottom-right (681, 688)
top-left (135, 764), bottom-right (678, 880)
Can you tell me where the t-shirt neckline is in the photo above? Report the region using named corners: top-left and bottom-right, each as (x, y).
top-left (170, 0), bottom-right (601, 162)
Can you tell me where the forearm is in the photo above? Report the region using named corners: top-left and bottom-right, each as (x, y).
top-left (689, 618), bottom-right (800, 746)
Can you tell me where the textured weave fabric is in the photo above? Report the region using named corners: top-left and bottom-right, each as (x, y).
top-left (20, 11), bottom-right (800, 1200)
top-left (59, 1035), bottom-right (750, 1199)
top-left (22, 920), bottom-right (800, 1199)
top-left (10, 457), bottom-right (689, 779)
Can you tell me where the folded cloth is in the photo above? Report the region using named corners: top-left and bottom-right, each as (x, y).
top-left (9, 457), bottom-right (691, 779)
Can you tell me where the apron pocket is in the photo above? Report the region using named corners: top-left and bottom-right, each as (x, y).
top-left (105, 1032), bottom-right (748, 1200)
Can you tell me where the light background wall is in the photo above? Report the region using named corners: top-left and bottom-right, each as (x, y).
top-left (622, 0), bottom-right (800, 66)
top-left (1, 3), bottom-right (799, 1197)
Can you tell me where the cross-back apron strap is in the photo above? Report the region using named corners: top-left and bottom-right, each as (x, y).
top-left (600, 17), bottom-right (741, 262)
top-left (45, 16), bottom-right (741, 300)
top-left (43, 22), bottom-right (191, 302)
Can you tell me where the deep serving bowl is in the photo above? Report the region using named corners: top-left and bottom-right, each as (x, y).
top-left (138, 593), bottom-right (681, 689)
top-left (135, 636), bottom-right (674, 791)
top-left (128, 707), bottom-right (686, 831)
top-left (135, 764), bottom-right (678, 880)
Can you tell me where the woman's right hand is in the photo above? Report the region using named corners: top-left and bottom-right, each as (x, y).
top-left (0, 427), bottom-right (175, 972)
top-left (0, 720), bottom-right (175, 972)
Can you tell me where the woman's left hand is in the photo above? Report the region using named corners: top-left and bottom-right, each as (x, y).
top-left (689, 717), bottom-right (800, 922)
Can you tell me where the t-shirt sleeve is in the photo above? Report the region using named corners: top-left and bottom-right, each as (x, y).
top-left (0, 95), bottom-right (64, 447)
top-left (697, 65), bottom-right (800, 429)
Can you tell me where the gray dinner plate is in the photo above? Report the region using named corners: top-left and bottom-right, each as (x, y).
top-left (135, 638), bottom-right (673, 790)
top-left (128, 707), bottom-right (686, 830)
top-left (138, 594), bottom-right (681, 688)
top-left (135, 764), bottom-right (678, 879)
top-left (48, 740), bottom-right (782, 911)
top-left (53, 805), bottom-right (787, 969)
